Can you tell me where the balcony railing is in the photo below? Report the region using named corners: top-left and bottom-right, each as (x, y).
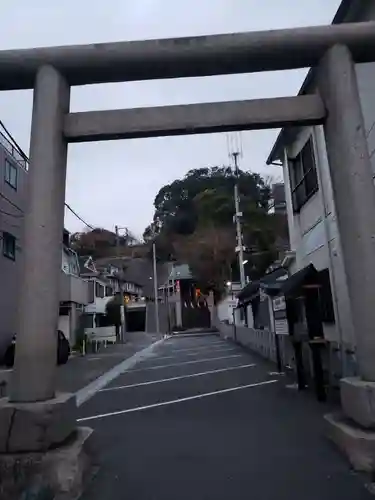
top-left (0, 130), bottom-right (28, 171)
top-left (60, 272), bottom-right (89, 305)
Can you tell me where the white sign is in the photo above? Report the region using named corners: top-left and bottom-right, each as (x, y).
top-left (228, 299), bottom-right (237, 310)
top-left (272, 296), bottom-right (289, 335)
top-left (274, 319), bottom-right (289, 335)
top-left (273, 296), bottom-right (286, 312)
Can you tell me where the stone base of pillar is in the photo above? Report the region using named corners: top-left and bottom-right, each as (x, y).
top-left (325, 412), bottom-right (375, 472)
top-left (0, 393), bottom-right (76, 453)
top-left (0, 426), bottom-right (94, 500)
top-left (341, 377), bottom-right (375, 428)
top-left (325, 377), bottom-right (375, 472)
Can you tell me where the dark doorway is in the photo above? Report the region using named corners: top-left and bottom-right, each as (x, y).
top-left (126, 309), bottom-right (146, 332)
top-left (283, 264), bottom-right (331, 402)
top-left (180, 280), bottom-right (211, 329)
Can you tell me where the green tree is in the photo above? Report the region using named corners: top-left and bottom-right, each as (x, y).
top-left (153, 167), bottom-right (270, 235)
top-left (145, 166), bottom-right (286, 295)
top-left (71, 227), bottom-right (139, 258)
top-left (173, 224), bottom-right (235, 298)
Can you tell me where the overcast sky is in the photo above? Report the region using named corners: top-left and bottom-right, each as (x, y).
top-left (1, 0), bottom-right (341, 238)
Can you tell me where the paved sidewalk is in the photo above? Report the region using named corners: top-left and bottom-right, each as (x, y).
top-left (0, 331), bottom-right (162, 398)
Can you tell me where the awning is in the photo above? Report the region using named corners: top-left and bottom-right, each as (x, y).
top-left (260, 267), bottom-right (288, 296)
top-left (237, 281), bottom-right (259, 304)
top-left (281, 263), bottom-right (319, 297)
top-left (236, 267), bottom-right (288, 305)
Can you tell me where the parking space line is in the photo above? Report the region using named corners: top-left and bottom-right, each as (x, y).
top-left (166, 332), bottom-right (220, 339)
top-left (130, 354), bottom-right (244, 372)
top-left (75, 338), bottom-right (165, 406)
top-left (164, 339), bottom-right (226, 348)
top-left (162, 344), bottom-right (232, 354)
top-left (100, 363), bottom-right (256, 392)
top-left (151, 347), bottom-right (238, 361)
top-left (78, 379), bottom-right (277, 422)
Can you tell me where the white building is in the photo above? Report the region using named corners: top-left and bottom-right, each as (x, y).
top-left (59, 231), bottom-right (90, 344)
top-left (267, 0), bottom-right (375, 381)
top-left (217, 282), bottom-right (246, 326)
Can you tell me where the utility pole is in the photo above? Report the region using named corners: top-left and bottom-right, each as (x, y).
top-left (232, 152), bottom-right (246, 289)
top-left (115, 225), bottom-right (131, 257)
top-left (152, 242), bottom-right (160, 333)
top-left (115, 225), bottom-right (120, 257)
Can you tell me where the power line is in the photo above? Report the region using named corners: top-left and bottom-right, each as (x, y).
top-left (0, 119), bottom-right (28, 162)
top-left (0, 208), bottom-right (23, 218)
top-left (0, 191), bottom-right (23, 213)
top-left (0, 193), bottom-right (95, 229)
top-left (64, 203), bottom-right (94, 230)
top-left (0, 120), bottom-right (95, 230)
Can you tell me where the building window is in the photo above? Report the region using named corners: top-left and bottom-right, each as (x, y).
top-left (4, 159), bottom-right (17, 190)
top-left (2, 232), bottom-right (16, 260)
top-left (95, 282), bottom-right (104, 298)
top-left (88, 281), bottom-right (95, 303)
top-left (289, 137), bottom-right (318, 212)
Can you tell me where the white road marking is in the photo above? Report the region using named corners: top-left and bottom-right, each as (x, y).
top-left (130, 354), bottom-right (244, 372)
top-left (161, 343), bottom-right (231, 354)
top-left (75, 338), bottom-right (166, 406)
top-left (78, 379), bottom-right (277, 422)
top-left (165, 339), bottom-right (225, 347)
top-left (166, 332), bottom-right (220, 339)
top-left (150, 347), bottom-right (238, 361)
top-left (100, 363), bottom-right (256, 392)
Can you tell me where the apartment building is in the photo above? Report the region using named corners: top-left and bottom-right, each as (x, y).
top-left (266, 0), bottom-right (375, 384)
top-left (0, 124), bottom-right (90, 359)
top-left (0, 126), bottom-right (28, 359)
top-left (59, 230), bottom-right (89, 344)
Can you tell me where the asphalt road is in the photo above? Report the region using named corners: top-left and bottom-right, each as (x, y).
top-left (78, 333), bottom-right (372, 500)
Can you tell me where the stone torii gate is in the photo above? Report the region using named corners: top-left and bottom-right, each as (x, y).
top-left (1, 21), bottom-right (375, 467)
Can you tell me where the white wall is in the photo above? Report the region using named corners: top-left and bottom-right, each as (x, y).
top-left (283, 123), bottom-right (355, 347)
top-left (85, 295), bottom-right (112, 314)
top-left (217, 295), bottom-right (237, 323)
top-left (272, 2), bottom-right (375, 377)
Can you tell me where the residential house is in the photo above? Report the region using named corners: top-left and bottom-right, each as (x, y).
top-left (78, 256), bottom-right (143, 333)
top-left (78, 256), bottom-right (115, 329)
top-left (269, 183), bottom-right (287, 215)
top-left (266, 0), bottom-right (374, 386)
top-left (0, 124), bottom-right (28, 359)
top-left (217, 282), bottom-right (242, 325)
top-left (94, 257), bottom-right (143, 301)
top-left (59, 229), bottom-right (90, 344)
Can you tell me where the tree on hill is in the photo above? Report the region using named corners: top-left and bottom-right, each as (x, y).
top-left (149, 167), bottom-right (270, 237)
top-left (144, 166), bottom-right (287, 296)
top-left (71, 227), bottom-right (140, 258)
